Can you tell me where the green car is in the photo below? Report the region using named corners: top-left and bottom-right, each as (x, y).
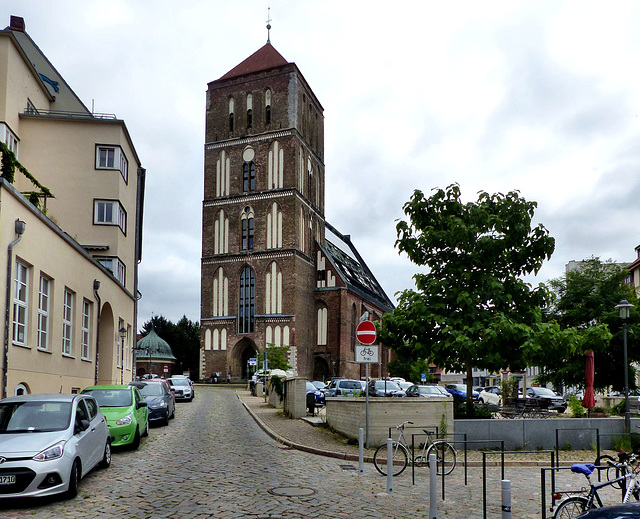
top-left (81, 385), bottom-right (149, 449)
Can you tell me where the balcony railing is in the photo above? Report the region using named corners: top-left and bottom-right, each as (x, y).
top-left (22, 108), bottom-right (117, 120)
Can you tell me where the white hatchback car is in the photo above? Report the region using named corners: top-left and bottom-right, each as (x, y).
top-left (0, 393), bottom-right (111, 499)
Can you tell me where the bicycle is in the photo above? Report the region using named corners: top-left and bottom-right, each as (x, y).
top-left (553, 456), bottom-right (640, 518)
top-left (372, 420), bottom-right (456, 477)
top-left (597, 450), bottom-right (640, 489)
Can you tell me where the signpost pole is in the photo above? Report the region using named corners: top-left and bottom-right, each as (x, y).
top-left (366, 362), bottom-right (370, 448)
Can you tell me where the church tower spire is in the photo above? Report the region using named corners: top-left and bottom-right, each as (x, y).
top-left (266, 7), bottom-right (272, 44)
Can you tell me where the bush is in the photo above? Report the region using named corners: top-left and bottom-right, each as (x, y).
top-left (567, 394), bottom-right (586, 418)
top-left (269, 375), bottom-right (283, 398)
top-left (454, 401), bottom-right (493, 419)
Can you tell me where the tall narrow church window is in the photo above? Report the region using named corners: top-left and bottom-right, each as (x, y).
top-left (243, 162), bottom-right (255, 192)
top-left (228, 98), bottom-right (234, 132)
top-left (241, 207), bottom-right (254, 250)
top-left (266, 202), bottom-right (282, 249)
top-left (214, 209), bottom-right (229, 254)
top-left (265, 89), bottom-right (272, 125)
top-left (268, 141), bottom-right (284, 189)
top-left (216, 150), bottom-right (230, 196)
top-left (317, 306), bottom-right (328, 346)
top-left (212, 267), bottom-right (228, 317)
top-left (298, 148), bottom-right (304, 194)
top-left (299, 207), bottom-right (306, 255)
top-left (246, 94), bottom-right (253, 129)
top-left (238, 266), bottom-right (255, 334)
top-left (265, 262), bottom-right (282, 314)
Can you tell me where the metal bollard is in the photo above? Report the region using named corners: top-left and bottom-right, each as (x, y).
top-left (501, 480), bottom-right (511, 519)
top-left (429, 453), bottom-right (437, 518)
top-left (386, 438), bottom-right (393, 493)
top-left (359, 428), bottom-right (364, 474)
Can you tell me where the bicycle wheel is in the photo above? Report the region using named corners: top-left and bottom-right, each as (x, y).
top-left (598, 455), bottom-right (625, 489)
top-left (553, 496), bottom-right (594, 519)
top-left (426, 441), bottom-right (457, 476)
top-left (373, 441), bottom-right (409, 477)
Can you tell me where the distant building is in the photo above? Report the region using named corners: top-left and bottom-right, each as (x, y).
top-left (135, 328), bottom-right (176, 379)
top-left (626, 245), bottom-right (640, 296)
top-left (200, 41), bottom-right (393, 382)
top-left (0, 16), bottom-right (145, 395)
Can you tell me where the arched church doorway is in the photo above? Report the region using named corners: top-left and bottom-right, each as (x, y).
top-left (313, 356), bottom-right (330, 382)
top-left (98, 303), bottom-right (115, 385)
top-left (231, 338), bottom-right (258, 381)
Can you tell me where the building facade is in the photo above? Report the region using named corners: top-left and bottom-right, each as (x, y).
top-left (200, 42), bottom-right (392, 382)
top-left (0, 16), bottom-right (145, 395)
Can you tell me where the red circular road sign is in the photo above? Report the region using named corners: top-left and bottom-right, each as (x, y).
top-left (356, 320), bottom-right (377, 345)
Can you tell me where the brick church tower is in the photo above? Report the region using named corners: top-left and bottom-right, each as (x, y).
top-left (200, 40), bottom-right (393, 382)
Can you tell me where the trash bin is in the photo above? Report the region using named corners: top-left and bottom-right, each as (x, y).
top-left (306, 392), bottom-right (316, 415)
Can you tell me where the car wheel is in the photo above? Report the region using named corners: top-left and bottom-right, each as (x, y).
top-left (66, 459), bottom-right (80, 498)
top-left (98, 440), bottom-right (111, 469)
top-left (142, 419), bottom-right (149, 437)
top-left (130, 429), bottom-right (141, 450)
top-left (162, 411), bottom-right (169, 426)
top-left (170, 406), bottom-right (175, 419)
top-left (557, 407), bottom-right (566, 414)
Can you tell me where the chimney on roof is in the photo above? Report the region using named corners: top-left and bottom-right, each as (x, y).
top-left (9, 16), bottom-right (25, 32)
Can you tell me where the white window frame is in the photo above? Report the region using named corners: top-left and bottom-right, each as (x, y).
top-left (81, 300), bottom-right (91, 360)
top-left (96, 257), bottom-right (126, 286)
top-left (62, 289), bottom-right (74, 356)
top-left (37, 275), bottom-right (51, 351)
top-left (96, 145), bottom-right (128, 182)
top-left (94, 200), bottom-right (126, 234)
top-left (1, 123), bottom-right (19, 157)
top-left (12, 261), bottom-right (28, 346)
top-left (116, 320), bottom-right (123, 368)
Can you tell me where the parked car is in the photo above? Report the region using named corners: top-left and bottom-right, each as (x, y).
top-left (478, 386), bottom-right (502, 406)
top-left (324, 379), bottom-right (363, 397)
top-left (311, 381), bottom-right (327, 391)
top-left (130, 381), bottom-right (175, 426)
top-left (397, 381), bottom-right (413, 392)
top-left (445, 384), bottom-right (480, 402)
top-left (0, 393), bottom-right (111, 499)
top-left (525, 387), bottom-right (567, 413)
top-left (405, 384), bottom-right (452, 398)
top-left (82, 385), bottom-right (149, 449)
top-left (168, 377), bottom-right (194, 402)
top-left (367, 379), bottom-right (405, 397)
top-left (306, 381), bottom-right (325, 406)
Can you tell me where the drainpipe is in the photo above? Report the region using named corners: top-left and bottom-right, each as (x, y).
top-left (3, 219), bottom-right (26, 400)
top-left (93, 279), bottom-right (101, 386)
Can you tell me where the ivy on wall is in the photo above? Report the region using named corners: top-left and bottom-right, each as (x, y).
top-left (0, 141), bottom-right (53, 209)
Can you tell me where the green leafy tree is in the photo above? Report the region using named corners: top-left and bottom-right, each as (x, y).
top-left (265, 344), bottom-right (291, 371)
top-left (140, 315), bottom-right (200, 378)
top-left (387, 355), bottom-right (432, 384)
top-left (379, 184), bottom-right (568, 410)
top-left (536, 257), bottom-right (637, 391)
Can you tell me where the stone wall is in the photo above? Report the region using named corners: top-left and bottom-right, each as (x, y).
top-left (326, 398), bottom-right (454, 447)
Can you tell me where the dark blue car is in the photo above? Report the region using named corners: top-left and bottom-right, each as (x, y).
top-left (445, 384), bottom-right (479, 402)
top-left (306, 381), bottom-right (325, 406)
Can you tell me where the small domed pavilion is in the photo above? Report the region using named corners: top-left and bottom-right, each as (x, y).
top-left (135, 328), bottom-right (177, 379)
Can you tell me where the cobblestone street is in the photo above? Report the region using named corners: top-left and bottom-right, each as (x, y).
top-left (0, 387), bottom-right (608, 518)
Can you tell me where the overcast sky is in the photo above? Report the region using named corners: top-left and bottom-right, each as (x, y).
top-left (5, 1), bottom-right (640, 332)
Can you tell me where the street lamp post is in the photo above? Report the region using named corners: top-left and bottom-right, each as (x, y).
top-left (615, 299), bottom-right (634, 433)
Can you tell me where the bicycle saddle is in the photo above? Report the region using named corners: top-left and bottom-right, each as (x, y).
top-left (571, 463), bottom-right (596, 475)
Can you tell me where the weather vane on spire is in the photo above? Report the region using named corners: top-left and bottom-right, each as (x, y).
top-left (266, 6), bottom-right (272, 44)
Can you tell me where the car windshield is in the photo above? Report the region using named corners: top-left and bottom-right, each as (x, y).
top-left (84, 389), bottom-right (132, 407)
top-left (418, 386), bottom-right (441, 395)
top-left (0, 401), bottom-right (72, 432)
top-left (340, 381), bottom-right (362, 390)
top-left (140, 384), bottom-right (165, 397)
top-left (531, 387), bottom-right (556, 397)
top-left (306, 382), bottom-right (316, 391)
top-left (451, 385), bottom-right (467, 392)
top-left (375, 381), bottom-right (401, 390)
top-left (169, 379), bottom-right (189, 387)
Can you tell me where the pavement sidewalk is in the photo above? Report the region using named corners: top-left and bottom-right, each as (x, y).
top-left (236, 389), bottom-right (597, 467)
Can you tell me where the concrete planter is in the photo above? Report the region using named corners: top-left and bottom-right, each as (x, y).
top-left (326, 397), bottom-right (454, 448)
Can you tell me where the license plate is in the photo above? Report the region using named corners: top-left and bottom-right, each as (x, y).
top-left (0, 475), bottom-right (16, 485)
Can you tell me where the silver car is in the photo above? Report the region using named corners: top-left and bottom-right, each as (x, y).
top-left (0, 393), bottom-right (111, 499)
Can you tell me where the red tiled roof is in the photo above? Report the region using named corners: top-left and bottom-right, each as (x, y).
top-left (219, 43), bottom-right (289, 80)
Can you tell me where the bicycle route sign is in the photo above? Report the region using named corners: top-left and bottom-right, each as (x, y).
top-left (355, 345), bottom-right (379, 363)
top-left (356, 320), bottom-right (377, 345)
